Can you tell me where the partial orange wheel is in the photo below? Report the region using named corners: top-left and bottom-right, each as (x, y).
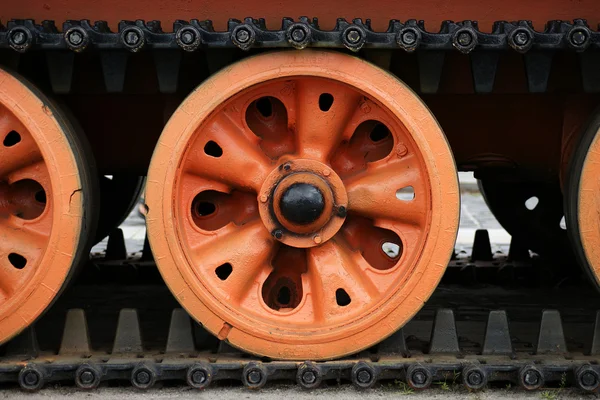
top-left (566, 108), bottom-right (600, 290)
top-left (147, 51), bottom-right (459, 360)
top-left (0, 68), bottom-right (97, 343)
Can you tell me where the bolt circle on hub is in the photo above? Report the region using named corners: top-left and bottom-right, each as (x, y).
top-left (146, 51), bottom-right (459, 360)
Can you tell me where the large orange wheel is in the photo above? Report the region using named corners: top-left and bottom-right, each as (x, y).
top-left (147, 51), bottom-right (459, 360)
top-left (0, 68), bottom-right (97, 344)
top-left (566, 107), bottom-right (600, 290)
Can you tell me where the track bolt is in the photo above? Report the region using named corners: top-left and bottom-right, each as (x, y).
top-left (181, 30), bottom-right (196, 45)
top-left (80, 371), bottom-right (94, 385)
top-left (302, 371), bottom-right (316, 385)
top-left (524, 370), bottom-right (540, 386)
top-left (514, 31), bottom-right (530, 46)
top-left (192, 370), bottom-right (207, 384)
top-left (401, 31), bottom-right (417, 45)
top-left (67, 31), bottom-right (83, 46)
top-left (346, 28), bottom-right (362, 44)
top-left (125, 30), bottom-right (141, 46)
top-left (135, 371), bottom-right (151, 385)
top-left (571, 30), bottom-right (588, 46)
top-left (260, 194), bottom-right (268, 203)
top-left (291, 28), bottom-right (306, 43)
top-left (236, 28), bottom-right (251, 44)
top-left (313, 235), bottom-right (322, 244)
top-left (412, 370), bottom-right (426, 385)
top-left (457, 31), bottom-right (473, 47)
top-left (23, 371), bottom-right (39, 386)
top-left (467, 371), bottom-right (483, 386)
top-left (273, 229), bottom-right (283, 240)
top-left (11, 31), bottom-right (26, 46)
top-left (357, 369), bottom-right (372, 384)
top-left (396, 144), bottom-right (408, 157)
top-left (247, 370), bottom-right (262, 384)
top-left (337, 206), bottom-right (347, 218)
top-left (322, 169), bottom-right (331, 177)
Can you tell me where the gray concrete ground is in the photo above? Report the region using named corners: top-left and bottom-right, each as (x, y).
top-left (2, 385), bottom-right (594, 399)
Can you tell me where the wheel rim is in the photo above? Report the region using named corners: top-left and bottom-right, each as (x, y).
top-left (147, 51), bottom-right (459, 359)
top-left (0, 68), bottom-right (94, 343)
top-left (566, 107), bottom-right (600, 289)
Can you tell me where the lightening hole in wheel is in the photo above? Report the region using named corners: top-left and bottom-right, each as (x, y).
top-left (525, 196), bottom-right (539, 211)
top-left (369, 123), bottom-right (391, 142)
top-left (336, 288), bottom-right (351, 306)
top-left (396, 186), bottom-right (415, 201)
top-left (382, 242), bottom-right (401, 259)
top-left (194, 201), bottom-right (216, 217)
top-left (34, 189), bottom-right (46, 204)
top-left (559, 216), bottom-right (567, 230)
top-left (3, 130), bottom-right (21, 147)
top-left (8, 253), bottom-right (26, 269)
top-left (204, 141), bottom-right (223, 157)
top-left (215, 263), bottom-right (232, 280)
top-left (319, 93), bottom-right (334, 111)
top-left (255, 97), bottom-right (273, 118)
top-left (277, 286), bottom-right (291, 306)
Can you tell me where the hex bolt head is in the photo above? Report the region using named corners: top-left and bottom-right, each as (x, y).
top-left (181, 30), bottom-right (196, 45)
top-left (337, 206), bottom-right (347, 218)
top-left (571, 30), bottom-right (588, 46)
top-left (302, 371), bottom-right (316, 385)
top-left (467, 371), bottom-right (483, 386)
top-left (273, 229), bottom-right (283, 239)
top-left (236, 28), bottom-right (251, 44)
top-left (135, 371), bottom-right (151, 385)
top-left (67, 31), bottom-right (83, 46)
top-left (401, 30), bottom-right (417, 45)
top-left (247, 370), bottom-right (262, 384)
top-left (346, 28), bottom-right (362, 44)
top-left (291, 28), bottom-right (306, 42)
top-left (514, 31), bottom-right (530, 46)
top-left (23, 371), bottom-right (39, 386)
top-left (357, 369), bottom-right (372, 384)
top-left (524, 370), bottom-right (540, 386)
top-left (192, 370), bottom-right (207, 384)
top-left (412, 370), bottom-right (426, 385)
top-left (80, 371), bottom-right (94, 385)
top-left (11, 31), bottom-right (26, 46)
top-left (125, 30), bottom-right (141, 45)
top-left (582, 371), bottom-right (597, 387)
top-left (457, 31), bottom-right (473, 47)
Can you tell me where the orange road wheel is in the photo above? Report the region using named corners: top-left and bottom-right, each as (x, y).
top-left (147, 51), bottom-right (459, 360)
top-left (566, 108), bottom-right (600, 290)
top-left (0, 68), bottom-right (97, 344)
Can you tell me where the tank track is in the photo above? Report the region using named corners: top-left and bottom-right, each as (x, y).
top-left (0, 229), bottom-right (597, 393)
top-left (2, 17), bottom-right (600, 93)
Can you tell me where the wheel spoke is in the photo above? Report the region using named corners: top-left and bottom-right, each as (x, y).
top-left (184, 113), bottom-right (272, 192)
top-left (305, 237), bottom-right (379, 322)
top-left (345, 155), bottom-right (428, 227)
top-left (0, 129), bottom-right (43, 179)
top-left (294, 79), bottom-right (363, 162)
top-left (190, 220), bottom-right (276, 303)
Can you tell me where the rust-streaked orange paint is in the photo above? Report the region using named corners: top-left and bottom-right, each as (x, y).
top-left (0, 68), bottom-right (88, 344)
top-left (2, 0), bottom-right (599, 32)
top-left (146, 51), bottom-right (459, 360)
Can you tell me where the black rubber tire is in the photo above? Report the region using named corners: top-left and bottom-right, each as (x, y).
top-left (477, 178), bottom-right (572, 260)
top-left (565, 107), bottom-right (600, 290)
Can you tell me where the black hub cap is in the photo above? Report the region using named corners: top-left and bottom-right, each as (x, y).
top-left (279, 183), bottom-right (325, 225)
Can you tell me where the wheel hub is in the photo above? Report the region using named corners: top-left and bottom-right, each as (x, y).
top-left (258, 158), bottom-right (348, 248)
top-left (279, 183), bottom-right (324, 225)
